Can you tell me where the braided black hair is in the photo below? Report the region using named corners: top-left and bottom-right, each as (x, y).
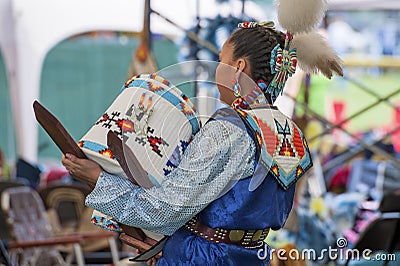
top-left (228, 27), bottom-right (285, 102)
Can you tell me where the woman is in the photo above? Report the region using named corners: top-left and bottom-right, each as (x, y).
top-left (62, 22), bottom-right (340, 265)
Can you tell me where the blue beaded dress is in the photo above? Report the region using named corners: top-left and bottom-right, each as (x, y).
top-left (85, 95), bottom-right (312, 265)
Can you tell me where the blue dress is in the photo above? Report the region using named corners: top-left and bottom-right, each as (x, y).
top-left (85, 104), bottom-right (312, 265)
top-left (157, 174), bottom-right (296, 265)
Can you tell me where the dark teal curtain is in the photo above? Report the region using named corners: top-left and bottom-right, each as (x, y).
top-left (39, 35), bottom-right (186, 159)
top-left (0, 51), bottom-right (16, 162)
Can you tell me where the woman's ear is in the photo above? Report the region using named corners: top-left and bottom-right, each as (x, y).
top-left (236, 57), bottom-right (253, 80)
top-left (236, 58), bottom-right (246, 73)
top-left (234, 58), bottom-right (247, 80)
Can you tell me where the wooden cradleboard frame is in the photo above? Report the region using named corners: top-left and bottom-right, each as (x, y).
top-left (33, 101), bottom-right (86, 160)
top-left (33, 100), bottom-right (94, 188)
top-left (33, 100), bottom-right (163, 257)
top-left (106, 130), bottom-right (153, 189)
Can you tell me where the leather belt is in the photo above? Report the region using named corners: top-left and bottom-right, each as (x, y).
top-left (184, 217), bottom-right (269, 249)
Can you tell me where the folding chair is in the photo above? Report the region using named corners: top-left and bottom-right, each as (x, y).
top-left (346, 205), bottom-right (400, 265)
top-left (379, 189), bottom-right (400, 213)
top-left (0, 239), bottom-right (11, 266)
top-left (1, 186), bottom-right (85, 265)
top-left (39, 183), bottom-right (89, 233)
top-left (1, 186), bottom-right (119, 265)
top-left (38, 183), bottom-right (120, 263)
top-left (0, 181), bottom-right (25, 242)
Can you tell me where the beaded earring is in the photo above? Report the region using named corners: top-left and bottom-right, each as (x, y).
top-left (232, 76), bottom-right (241, 98)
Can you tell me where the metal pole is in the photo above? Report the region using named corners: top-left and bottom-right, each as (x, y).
top-left (151, 9), bottom-right (219, 55)
top-left (73, 243), bottom-right (85, 266)
top-left (194, 0), bottom-right (200, 97)
top-left (343, 75), bottom-right (398, 109)
top-left (284, 93), bottom-right (400, 171)
top-left (321, 125), bottom-right (400, 173)
top-left (108, 237), bottom-right (120, 265)
top-left (308, 87), bottom-right (400, 142)
top-left (144, 0), bottom-right (151, 49)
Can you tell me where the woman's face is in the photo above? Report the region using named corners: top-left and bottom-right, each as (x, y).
top-left (215, 41), bottom-right (237, 105)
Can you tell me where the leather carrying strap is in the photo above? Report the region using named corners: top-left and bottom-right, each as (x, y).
top-left (119, 234), bottom-right (168, 262)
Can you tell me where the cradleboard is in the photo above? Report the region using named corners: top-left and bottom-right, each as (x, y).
top-left (78, 74), bottom-right (201, 240)
top-left (33, 74), bottom-right (201, 258)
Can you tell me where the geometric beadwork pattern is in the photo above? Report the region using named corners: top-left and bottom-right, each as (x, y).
top-left (79, 74), bottom-right (201, 185)
top-left (91, 211), bottom-right (121, 232)
top-left (82, 74), bottom-right (201, 234)
top-left (238, 107), bottom-right (312, 190)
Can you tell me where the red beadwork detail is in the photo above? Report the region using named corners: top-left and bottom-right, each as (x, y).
top-left (278, 139), bottom-right (295, 157)
top-left (148, 81), bottom-right (164, 92)
top-left (78, 141), bottom-right (84, 148)
top-left (117, 119), bottom-right (134, 133)
top-left (296, 166), bottom-right (304, 177)
top-left (293, 126), bottom-right (305, 157)
top-left (258, 120), bottom-right (278, 157)
top-left (99, 149), bottom-right (114, 159)
top-left (271, 165), bottom-right (279, 176)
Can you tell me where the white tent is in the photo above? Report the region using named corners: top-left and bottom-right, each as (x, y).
top-left (0, 0), bottom-right (143, 164)
top-left (0, 0), bottom-right (265, 163)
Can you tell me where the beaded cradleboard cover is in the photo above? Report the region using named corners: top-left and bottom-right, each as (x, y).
top-left (79, 74), bottom-right (201, 238)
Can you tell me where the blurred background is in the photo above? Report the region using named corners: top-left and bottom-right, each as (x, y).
top-left (1, 0), bottom-right (400, 265)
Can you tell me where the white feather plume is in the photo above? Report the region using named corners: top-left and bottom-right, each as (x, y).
top-left (291, 32), bottom-right (343, 79)
top-left (277, 0), bottom-right (328, 34)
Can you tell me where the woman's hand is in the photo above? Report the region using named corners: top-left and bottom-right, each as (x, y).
top-left (61, 153), bottom-right (102, 186)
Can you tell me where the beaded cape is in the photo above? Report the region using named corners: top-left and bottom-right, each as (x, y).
top-left (231, 97), bottom-right (312, 190)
